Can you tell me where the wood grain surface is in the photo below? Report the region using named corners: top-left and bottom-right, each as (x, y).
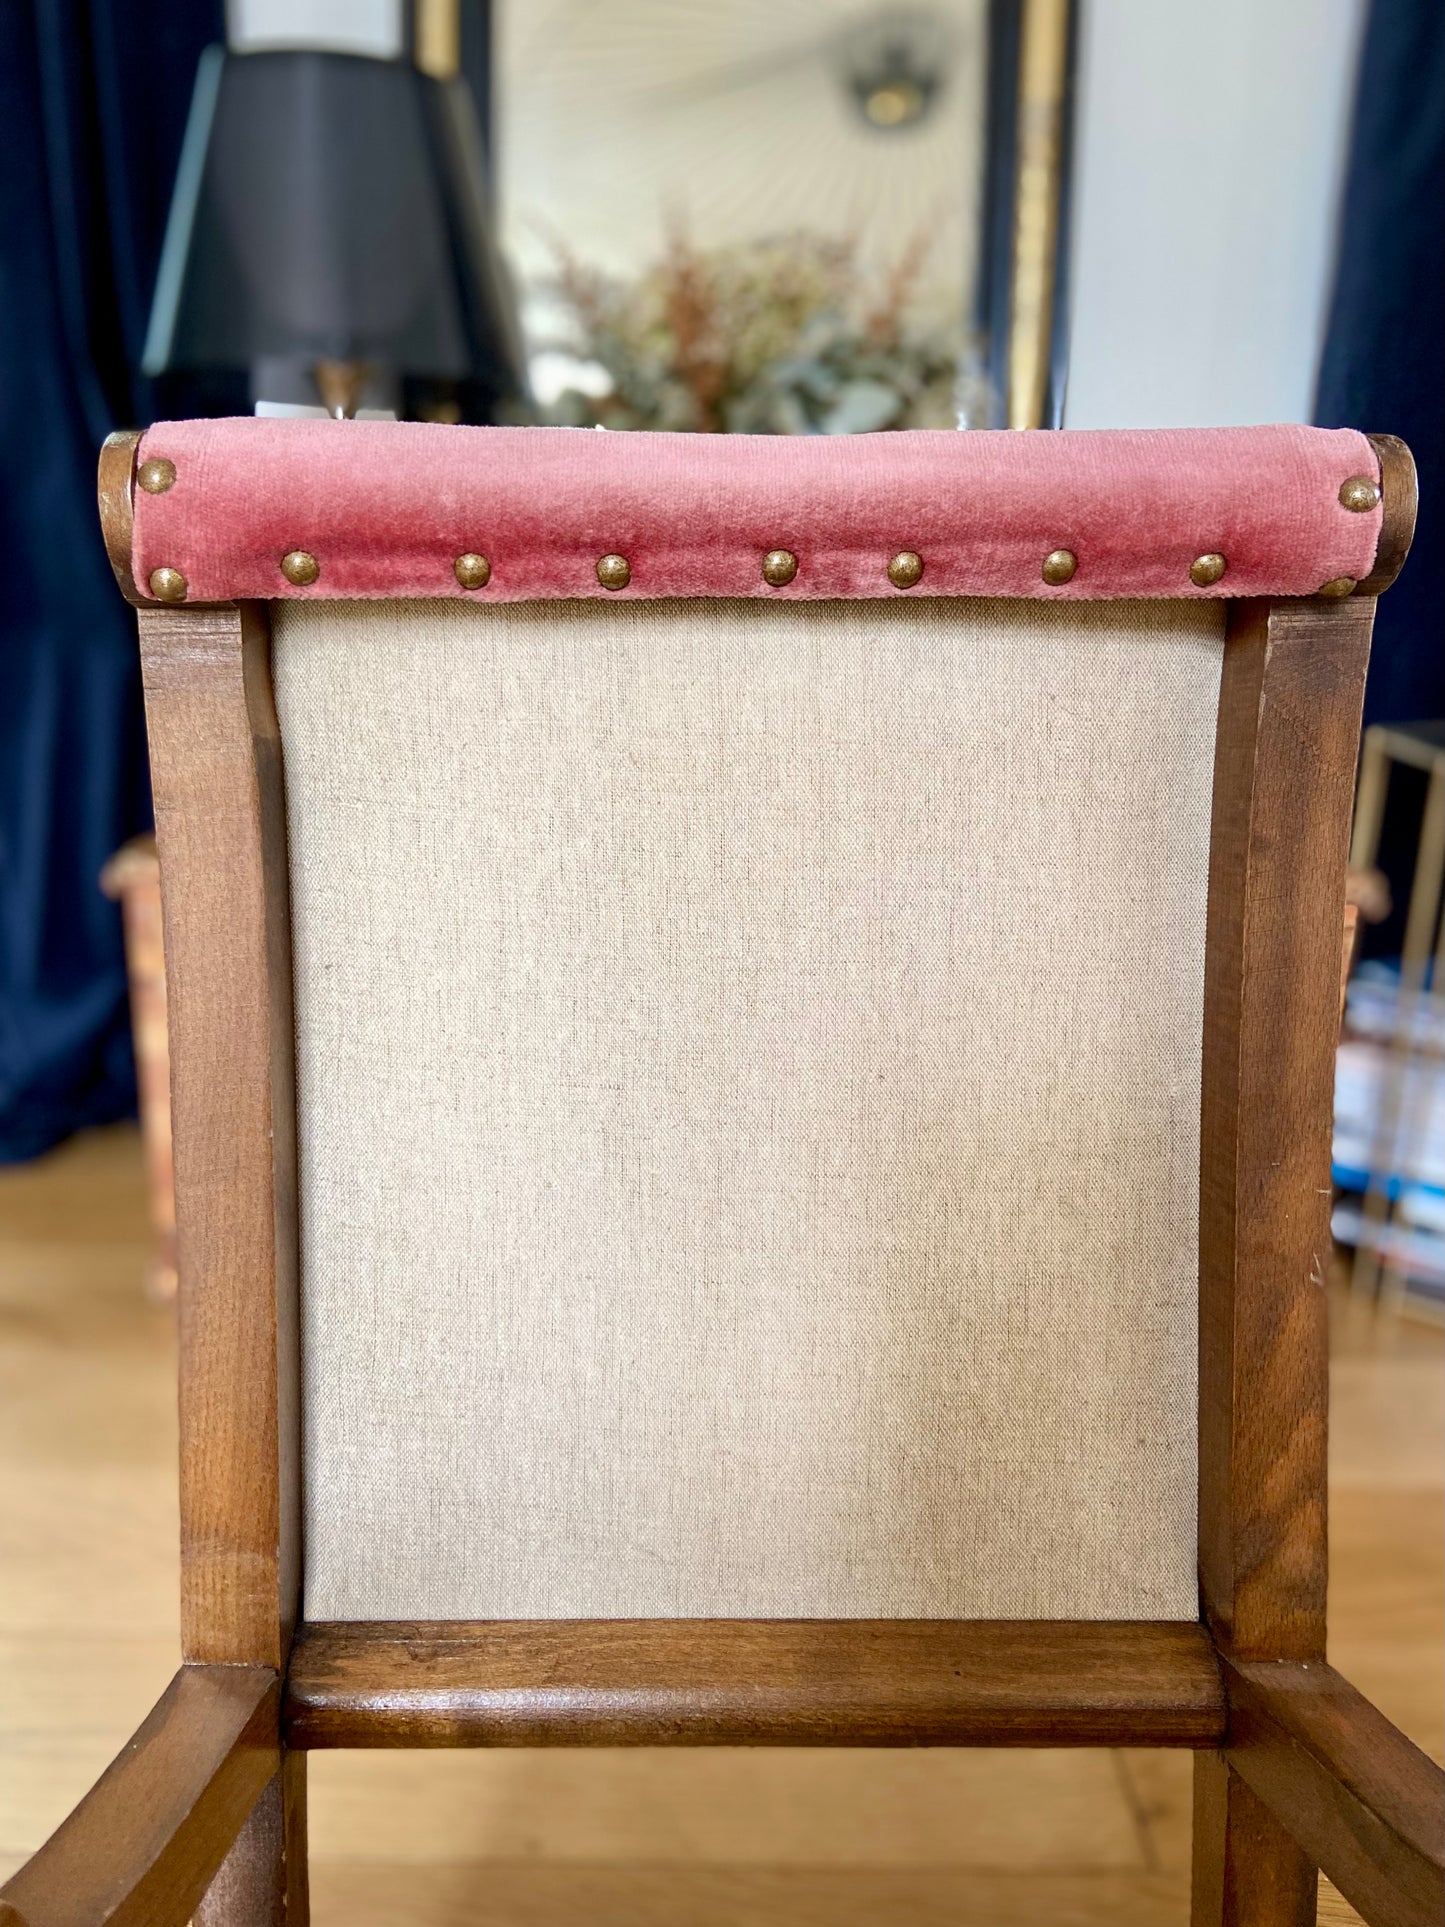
top-left (1224, 1658), bottom-right (1445, 1927)
top-left (194, 1753), bottom-right (309, 1927)
top-left (0, 1667), bottom-right (277, 1927)
top-left (285, 1620), bottom-right (1226, 1750)
top-left (138, 603), bottom-right (300, 1671)
top-left (1356, 435), bottom-right (1418, 597)
top-left (1191, 1751), bottom-right (1317, 1927)
top-left (96, 430), bottom-right (141, 605)
top-left (1198, 594), bottom-right (1375, 1664)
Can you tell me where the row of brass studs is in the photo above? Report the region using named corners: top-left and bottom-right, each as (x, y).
top-left (135, 458), bottom-right (1383, 604)
top-left (139, 459), bottom-right (182, 596)
top-left (142, 550), bottom-right (1364, 603)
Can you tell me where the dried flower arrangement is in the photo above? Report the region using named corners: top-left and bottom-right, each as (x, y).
top-left (535, 226), bottom-right (988, 433)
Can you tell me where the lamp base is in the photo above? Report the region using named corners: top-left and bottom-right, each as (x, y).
top-left (252, 355), bottom-right (400, 417)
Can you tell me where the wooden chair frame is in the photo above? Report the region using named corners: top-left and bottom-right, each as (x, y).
top-left (2, 432), bottom-right (1439, 1927)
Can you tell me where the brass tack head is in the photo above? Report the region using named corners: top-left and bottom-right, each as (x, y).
top-left (137, 457), bottom-right (176, 495)
top-left (762, 549), bottom-right (798, 587)
top-left (1041, 548), bottom-right (1077, 586)
top-left (147, 566), bottom-right (187, 603)
top-left (280, 550), bottom-right (320, 587)
top-left (1338, 475), bottom-right (1380, 513)
top-left (596, 553), bottom-right (630, 590)
top-left (1189, 553), bottom-right (1227, 588)
top-left (887, 550), bottom-right (924, 589)
top-left (1317, 575), bottom-right (1357, 598)
top-left (454, 552), bottom-right (491, 589)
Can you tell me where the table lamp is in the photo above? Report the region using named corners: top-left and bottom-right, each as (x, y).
top-left (142, 39), bottom-right (526, 419)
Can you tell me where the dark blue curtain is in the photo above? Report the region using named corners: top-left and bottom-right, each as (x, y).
top-left (1316, 0), bottom-right (1444, 731)
top-left (0, 0), bottom-right (221, 1160)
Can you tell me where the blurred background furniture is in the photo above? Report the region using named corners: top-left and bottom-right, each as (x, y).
top-left (99, 836), bottom-right (176, 1303)
top-left (1335, 721), bottom-right (1445, 1320)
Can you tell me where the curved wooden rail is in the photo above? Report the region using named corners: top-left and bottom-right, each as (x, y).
top-left (1223, 1657), bottom-right (1445, 1927)
top-left (1358, 432), bottom-right (1418, 595)
top-left (0, 1666), bottom-right (278, 1927)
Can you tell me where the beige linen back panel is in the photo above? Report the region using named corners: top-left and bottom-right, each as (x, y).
top-left (274, 594), bottom-right (1223, 1621)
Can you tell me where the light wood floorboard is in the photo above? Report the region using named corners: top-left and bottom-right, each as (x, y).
top-left (1, 1125), bottom-right (1439, 1923)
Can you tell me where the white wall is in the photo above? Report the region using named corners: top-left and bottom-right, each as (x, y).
top-left (1063, 0), bottom-right (1367, 428)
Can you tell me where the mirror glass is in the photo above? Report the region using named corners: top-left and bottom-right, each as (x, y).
top-left (497, 1), bottom-right (996, 432)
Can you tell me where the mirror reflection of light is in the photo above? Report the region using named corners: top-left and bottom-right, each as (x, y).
top-left (846, 7), bottom-right (950, 132)
top-left (863, 78), bottom-right (928, 127)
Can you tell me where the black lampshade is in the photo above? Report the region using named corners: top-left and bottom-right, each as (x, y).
top-left (143, 47), bottom-right (526, 411)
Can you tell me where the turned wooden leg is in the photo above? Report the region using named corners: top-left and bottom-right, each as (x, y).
top-left (1192, 1752), bottom-right (1315, 1927)
top-left (195, 1752), bottom-right (308, 1926)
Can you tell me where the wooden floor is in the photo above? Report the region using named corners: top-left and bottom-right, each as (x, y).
top-left (2, 1125), bottom-right (1440, 1925)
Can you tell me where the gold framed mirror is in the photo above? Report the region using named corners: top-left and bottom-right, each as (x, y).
top-left (490, 0), bottom-right (1075, 431)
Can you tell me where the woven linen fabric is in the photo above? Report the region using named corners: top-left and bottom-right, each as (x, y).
top-left (276, 594), bottom-right (1223, 1621)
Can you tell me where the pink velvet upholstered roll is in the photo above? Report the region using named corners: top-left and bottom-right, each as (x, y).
top-left (130, 418), bottom-right (1383, 605)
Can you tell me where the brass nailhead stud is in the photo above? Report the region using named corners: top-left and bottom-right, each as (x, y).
top-left (138, 457), bottom-right (176, 495)
top-left (454, 552), bottom-right (491, 589)
top-left (280, 550), bottom-right (320, 587)
top-left (888, 550), bottom-right (924, 589)
top-left (1189, 553), bottom-right (1227, 588)
top-left (1339, 475), bottom-right (1380, 513)
top-left (147, 566), bottom-right (187, 603)
top-left (762, 549), bottom-right (798, 586)
top-left (1041, 548), bottom-right (1077, 586)
top-left (596, 553), bottom-right (630, 590)
top-left (1317, 576), bottom-right (1357, 598)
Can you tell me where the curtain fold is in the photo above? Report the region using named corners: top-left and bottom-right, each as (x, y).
top-left (0, 0), bottom-right (221, 1160)
top-left (1315, 0), bottom-right (1444, 731)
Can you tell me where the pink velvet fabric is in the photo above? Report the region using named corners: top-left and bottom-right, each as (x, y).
top-left (130, 418), bottom-right (1383, 605)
